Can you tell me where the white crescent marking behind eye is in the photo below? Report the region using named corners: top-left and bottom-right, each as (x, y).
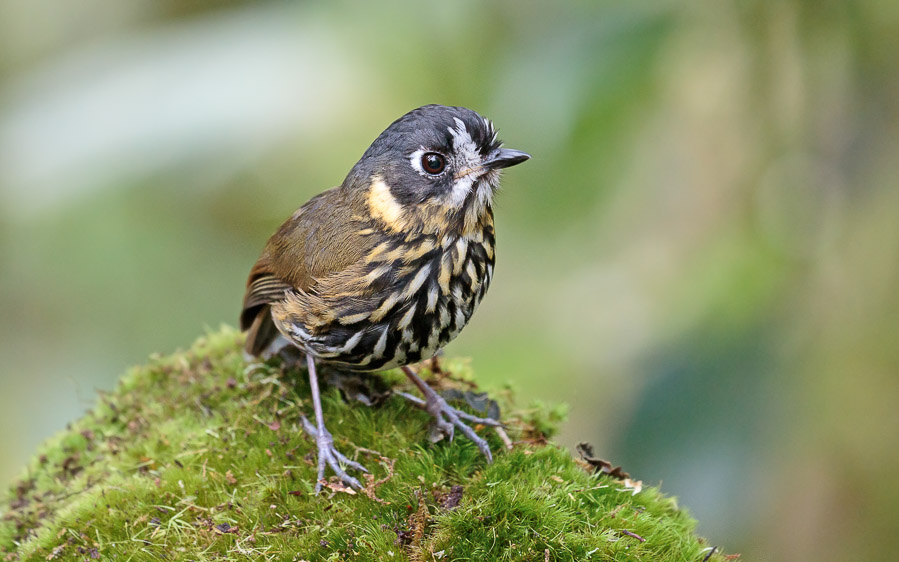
top-left (409, 148), bottom-right (428, 176)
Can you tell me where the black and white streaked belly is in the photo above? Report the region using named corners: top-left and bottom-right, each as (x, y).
top-left (286, 231), bottom-right (495, 371)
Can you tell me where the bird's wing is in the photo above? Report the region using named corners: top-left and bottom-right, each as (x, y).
top-left (240, 187), bottom-right (377, 354)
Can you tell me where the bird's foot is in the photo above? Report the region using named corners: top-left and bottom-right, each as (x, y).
top-left (396, 390), bottom-right (502, 463)
top-left (300, 415), bottom-right (368, 493)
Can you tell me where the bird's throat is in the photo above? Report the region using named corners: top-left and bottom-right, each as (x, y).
top-left (366, 175), bottom-right (494, 242)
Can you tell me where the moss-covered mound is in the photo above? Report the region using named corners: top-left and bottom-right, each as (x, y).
top-left (1, 327), bottom-right (726, 561)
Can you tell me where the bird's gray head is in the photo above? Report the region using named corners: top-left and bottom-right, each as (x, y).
top-left (344, 104), bottom-right (530, 236)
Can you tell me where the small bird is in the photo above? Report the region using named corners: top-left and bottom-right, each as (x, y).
top-left (240, 104), bottom-right (529, 492)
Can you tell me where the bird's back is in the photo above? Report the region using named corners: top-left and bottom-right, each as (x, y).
top-left (241, 186), bottom-right (369, 356)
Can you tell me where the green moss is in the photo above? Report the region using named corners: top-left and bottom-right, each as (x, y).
top-left (1, 327), bottom-right (727, 561)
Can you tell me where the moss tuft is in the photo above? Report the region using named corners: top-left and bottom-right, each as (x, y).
top-left (1, 327), bottom-right (727, 561)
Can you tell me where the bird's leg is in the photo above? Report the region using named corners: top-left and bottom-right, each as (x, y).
top-left (300, 354), bottom-right (367, 493)
top-left (398, 366), bottom-right (501, 463)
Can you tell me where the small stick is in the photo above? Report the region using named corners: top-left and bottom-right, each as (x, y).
top-left (495, 427), bottom-right (513, 450)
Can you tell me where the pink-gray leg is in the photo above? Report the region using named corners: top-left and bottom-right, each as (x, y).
top-left (301, 354), bottom-right (367, 493)
top-left (398, 366), bottom-right (500, 463)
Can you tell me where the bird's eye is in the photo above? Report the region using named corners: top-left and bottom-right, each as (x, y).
top-left (421, 152), bottom-right (446, 175)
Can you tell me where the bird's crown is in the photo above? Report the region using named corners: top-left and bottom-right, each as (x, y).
top-left (343, 105), bottom-right (529, 238)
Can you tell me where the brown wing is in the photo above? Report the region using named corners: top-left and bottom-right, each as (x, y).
top-left (240, 186), bottom-right (373, 355)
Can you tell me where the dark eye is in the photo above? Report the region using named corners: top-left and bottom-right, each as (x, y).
top-left (421, 152), bottom-right (446, 175)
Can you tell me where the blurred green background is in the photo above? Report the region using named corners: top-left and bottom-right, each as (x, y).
top-left (2, 0), bottom-right (898, 559)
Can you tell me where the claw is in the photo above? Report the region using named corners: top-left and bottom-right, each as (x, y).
top-left (301, 415), bottom-right (367, 492)
top-left (302, 355), bottom-right (367, 493)
top-left (396, 391), bottom-right (504, 427)
top-left (398, 368), bottom-right (499, 463)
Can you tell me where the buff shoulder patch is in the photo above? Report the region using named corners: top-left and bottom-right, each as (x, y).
top-left (367, 177), bottom-right (408, 232)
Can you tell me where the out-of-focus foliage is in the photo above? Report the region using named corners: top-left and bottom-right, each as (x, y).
top-left (1, 0), bottom-right (897, 559)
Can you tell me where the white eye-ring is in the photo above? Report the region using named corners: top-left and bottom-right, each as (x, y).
top-left (410, 148), bottom-right (447, 177)
top-left (421, 153), bottom-right (446, 174)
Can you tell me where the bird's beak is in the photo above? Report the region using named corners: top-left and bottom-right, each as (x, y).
top-left (481, 148), bottom-right (531, 170)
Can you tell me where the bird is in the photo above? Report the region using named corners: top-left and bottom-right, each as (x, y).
top-left (240, 104), bottom-right (529, 492)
